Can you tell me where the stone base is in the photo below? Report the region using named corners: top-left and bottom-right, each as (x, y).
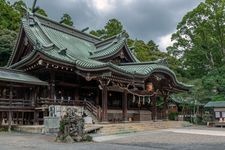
top-left (44, 116), bottom-right (60, 133)
top-left (14, 125), bottom-right (44, 134)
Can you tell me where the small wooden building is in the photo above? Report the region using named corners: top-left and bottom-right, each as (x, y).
top-left (205, 101), bottom-right (225, 125)
top-left (0, 11), bottom-right (191, 126)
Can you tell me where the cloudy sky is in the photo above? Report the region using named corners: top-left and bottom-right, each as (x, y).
top-left (10, 0), bottom-right (202, 51)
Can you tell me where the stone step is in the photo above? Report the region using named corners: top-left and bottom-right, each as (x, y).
top-left (97, 121), bottom-right (191, 135)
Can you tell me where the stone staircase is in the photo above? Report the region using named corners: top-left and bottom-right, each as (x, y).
top-left (97, 121), bottom-right (192, 135)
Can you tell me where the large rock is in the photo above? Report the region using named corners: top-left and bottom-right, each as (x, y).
top-left (56, 107), bottom-right (91, 142)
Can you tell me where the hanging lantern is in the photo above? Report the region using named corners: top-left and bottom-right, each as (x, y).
top-left (138, 96), bottom-right (141, 105)
top-left (146, 82), bottom-right (154, 92)
top-left (138, 96), bottom-right (141, 107)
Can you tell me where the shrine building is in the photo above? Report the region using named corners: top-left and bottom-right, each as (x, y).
top-left (0, 11), bottom-right (191, 125)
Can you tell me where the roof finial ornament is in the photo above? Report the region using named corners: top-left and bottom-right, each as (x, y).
top-left (155, 57), bottom-right (168, 66)
top-left (32, 0), bottom-right (38, 13)
top-left (99, 34), bottom-right (107, 40)
top-left (81, 27), bottom-right (89, 32)
top-left (129, 38), bottom-right (137, 50)
top-left (116, 30), bottom-right (128, 40)
top-left (34, 39), bottom-right (43, 50)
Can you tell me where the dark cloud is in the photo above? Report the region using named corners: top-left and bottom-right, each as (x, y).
top-left (9, 0), bottom-right (202, 50)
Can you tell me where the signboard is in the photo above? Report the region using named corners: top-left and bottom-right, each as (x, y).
top-left (215, 112), bottom-right (221, 118)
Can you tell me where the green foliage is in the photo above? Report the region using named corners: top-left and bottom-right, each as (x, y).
top-left (59, 13), bottom-right (74, 26)
top-left (168, 0), bottom-right (225, 104)
top-left (168, 0), bottom-right (225, 78)
top-left (0, 126), bottom-right (7, 132)
top-left (12, 0), bottom-right (26, 16)
top-left (168, 112), bottom-right (178, 120)
top-left (104, 18), bottom-right (127, 38)
top-left (90, 18), bottom-right (128, 38)
top-left (0, 0), bottom-right (21, 31)
top-left (34, 7), bottom-right (48, 17)
top-left (202, 66), bottom-right (225, 101)
top-left (59, 117), bottom-right (68, 132)
top-left (90, 18), bottom-right (183, 78)
top-left (0, 28), bottom-right (17, 66)
top-left (82, 134), bottom-right (93, 142)
top-left (0, 0), bottom-right (48, 66)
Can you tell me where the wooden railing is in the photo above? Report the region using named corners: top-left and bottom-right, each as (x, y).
top-left (37, 98), bottom-right (102, 121)
top-left (84, 100), bottom-right (101, 121)
top-left (37, 98), bottom-right (84, 106)
top-left (0, 98), bottom-right (33, 109)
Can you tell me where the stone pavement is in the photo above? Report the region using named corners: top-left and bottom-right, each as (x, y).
top-left (1, 127), bottom-right (225, 150)
top-left (165, 128), bottom-right (225, 137)
top-left (93, 127), bottom-right (225, 142)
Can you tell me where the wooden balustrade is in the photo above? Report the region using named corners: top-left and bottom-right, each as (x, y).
top-left (0, 97), bottom-right (102, 121)
top-left (0, 98), bottom-right (33, 109)
top-left (84, 100), bottom-right (101, 120)
top-left (36, 98), bottom-right (85, 106)
top-left (37, 98), bottom-right (102, 120)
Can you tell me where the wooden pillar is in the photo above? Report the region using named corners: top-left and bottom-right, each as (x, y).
top-left (151, 95), bottom-right (157, 121)
top-left (49, 72), bottom-right (55, 99)
top-left (95, 90), bottom-right (99, 105)
top-left (122, 90), bottom-right (128, 121)
top-left (101, 82), bottom-right (108, 122)
top-left (163, 95), bottom-right (169, 120)
top-left (35, 87), bottom-right (39, 106)
top-left (22, 112), bottom-right (24, 125)
top-left (8, 86), bottom-right (13, 132)
top-left (74, 88), bottom-right (79, 100)
top-left (34, 110), bottom-right (38, 125)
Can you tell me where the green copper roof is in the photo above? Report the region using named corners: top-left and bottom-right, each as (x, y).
top-left (8, 13), bottom-right (191, 91)
top-left (90, 37), bottom-right (126, 59)
top-left (205, 101), bottom-right (225, 108)
top-left (0, 68), bottom-right (48, 86)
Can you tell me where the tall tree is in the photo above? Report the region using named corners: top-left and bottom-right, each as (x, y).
top-left (167, 0), bottom-right (225, 78)
top-left (0, 28), bottom-right (17, 66)
top-left (33, 7), bottom-right (48, 17)
top-left (12, 0), bottom-right (26, 16)
top-left (104, 18), bottom-right (125, 38)
top-left (59, 13), bottom-right (74, 26)
top-left (147, 40), bottom-right (159, 51)
top-left (13, 0), bottom-right (48, 17)
top-left (90, 18), bottom-right (128, 38)
top-left (0, 0), bottom-right (21, 31)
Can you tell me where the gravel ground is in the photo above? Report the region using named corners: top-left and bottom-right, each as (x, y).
top-left (0, 127), bottom-right (225, 150)
top-left (107, 129), bottom-right (225, 150)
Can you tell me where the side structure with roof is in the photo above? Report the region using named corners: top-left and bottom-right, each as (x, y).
top-left (0, 11), bottom-right (191, 126)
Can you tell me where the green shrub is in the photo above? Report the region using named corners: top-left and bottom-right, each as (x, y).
top-left (168, 112), bottom-right (178, 120)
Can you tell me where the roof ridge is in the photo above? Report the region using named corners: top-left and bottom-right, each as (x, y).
top-left (93, 37), bottom-right (125, 54)
top-left (119, 61), bottom-right (158, 66)
top-left (95, 35), bottom-right (117, 47)
top-left (119, 58), bottom-right (168, 66)
top-left (1, 67), bottom-right (25, 73)
top-left (7, 24), bottom-right (24, 67)
top-left (34, 13), bottom-right (101, 43)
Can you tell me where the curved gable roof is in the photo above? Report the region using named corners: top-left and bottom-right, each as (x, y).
top-left (8, 12), bottom-right (191, 92)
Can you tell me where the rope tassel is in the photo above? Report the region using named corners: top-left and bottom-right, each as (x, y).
top-left (138, 96), bottom-right (141, 105)
top-left (142, 96), bottom-right (145, 105)
top-left (148, 97), bottom-right (151, 104)
top-left (132, 95), bottom-right (135, 103)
